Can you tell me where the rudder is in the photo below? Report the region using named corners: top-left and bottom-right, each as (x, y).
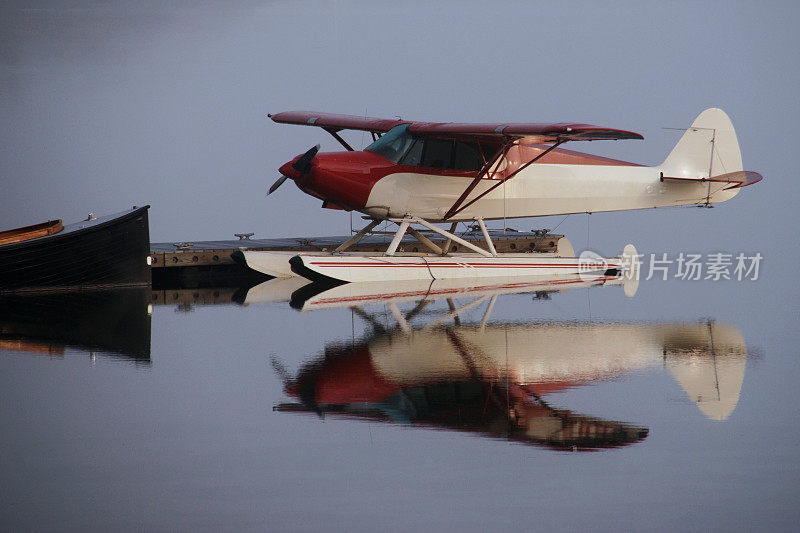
top-left (661, 108), bottom-right (743, 179)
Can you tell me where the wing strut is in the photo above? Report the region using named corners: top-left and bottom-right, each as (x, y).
top-left (441, 140), bottom-right (512, 221)
top-left (443, 140), bottom-right (565, 221)
top-left (324, 128), bottom-right (354, 151)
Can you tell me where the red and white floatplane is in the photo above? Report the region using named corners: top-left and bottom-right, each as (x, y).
top-left (241, 108), bottom-right (761, 284)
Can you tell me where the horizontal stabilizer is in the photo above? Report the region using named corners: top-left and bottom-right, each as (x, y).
top-left (662, 170), bottom-right (763, 189)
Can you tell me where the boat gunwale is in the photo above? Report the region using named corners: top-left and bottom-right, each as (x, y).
top-left (0, 220), bottom-right (63, 246)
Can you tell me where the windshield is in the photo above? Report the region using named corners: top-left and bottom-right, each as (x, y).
top-left (365, 124), bottom-right (415, 163)
top-left (366, 124), bottom-right (498, 171)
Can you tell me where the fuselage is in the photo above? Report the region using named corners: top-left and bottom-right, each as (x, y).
top-left (278, 125), bottom-right (740, 222)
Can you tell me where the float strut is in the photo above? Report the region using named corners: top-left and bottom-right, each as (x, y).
top-left (408, 217), bottom-right (493, 258)
top-left (335, 219), bottom-right (381, 252)
top-left (442, 222), bottom-right (458, 255)
top-left (385, 219), bottom-right (411, 256)
top-left (476, 218), bottom-right (497, 256)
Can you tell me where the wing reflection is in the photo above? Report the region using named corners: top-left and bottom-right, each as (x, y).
top-left (0, 288), bottom-right (151, 363)
top-left (274, 289), bottom-right (748, 450)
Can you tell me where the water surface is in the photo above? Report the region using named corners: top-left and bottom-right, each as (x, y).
top-left (1, 274), bottom-right (796, 531)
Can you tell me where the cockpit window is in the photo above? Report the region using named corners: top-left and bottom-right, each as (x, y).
top-left (453, 141), bottom-right (484, 171)
top-left (399, 139), bottom-right (423, 166)
top-left (365, 124), bottom-right (415, 163)
top-left (366, 124), bottom-right (497, 172)
top-left (420, 139), bottom-right (453, 168)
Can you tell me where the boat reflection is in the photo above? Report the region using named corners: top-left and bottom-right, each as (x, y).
top-left (274, 288), bottom-right (748, 451)
top-left (0, 288), bottom-right (151, 363)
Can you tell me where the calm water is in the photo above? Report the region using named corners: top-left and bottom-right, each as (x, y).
top-left (1, 271), bottom-right (797, 531)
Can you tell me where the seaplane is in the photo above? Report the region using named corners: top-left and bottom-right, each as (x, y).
top-left (240, 108), bottom-right (762, 284)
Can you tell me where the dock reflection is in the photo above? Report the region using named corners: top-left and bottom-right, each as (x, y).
top-left (0, 288), bottom-right (152, 363)
top-left (273, 285), bottom-right (748, 451)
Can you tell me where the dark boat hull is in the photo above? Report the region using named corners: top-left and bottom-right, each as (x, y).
top-left (0, 287), bottom-right (151, 361)
top-left (0, 206), bottom-right (150, 293)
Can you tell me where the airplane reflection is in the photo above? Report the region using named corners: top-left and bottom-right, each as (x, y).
top-left (0, 288), bottom-right (151, 363)
top-left (273, 288), bottom-right (748, 451)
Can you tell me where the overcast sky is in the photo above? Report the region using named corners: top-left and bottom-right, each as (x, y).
top-left (2, 1), bottom-right (797, 290)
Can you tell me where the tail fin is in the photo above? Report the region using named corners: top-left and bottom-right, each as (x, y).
top-left (661, 108), bottom-right (743, 179)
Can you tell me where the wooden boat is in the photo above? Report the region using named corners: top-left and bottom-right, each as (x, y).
top-left (0, 206), bottom-right (151, 293)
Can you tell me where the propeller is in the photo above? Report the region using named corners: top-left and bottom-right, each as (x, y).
top-left (268, 175), bottom-right (288, 195)
top-left (268, 144), bottom-right (320, 195)
top-left (292, 144), bottom-right (320, 174)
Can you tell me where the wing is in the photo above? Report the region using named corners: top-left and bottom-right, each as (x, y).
top-left (269, 111), bottom-right (408, 133)
top-left (270, 111), bottom-right (643, 141)
top-left (408, 122), bottom-right (643, 142)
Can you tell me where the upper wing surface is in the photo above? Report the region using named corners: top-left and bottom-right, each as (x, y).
top-left (270, 111), bottom-right (643, 141)
top-left (408, 122), bottom-right (643, 141)
top-left (269, 111), bottom-right (408, 133)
